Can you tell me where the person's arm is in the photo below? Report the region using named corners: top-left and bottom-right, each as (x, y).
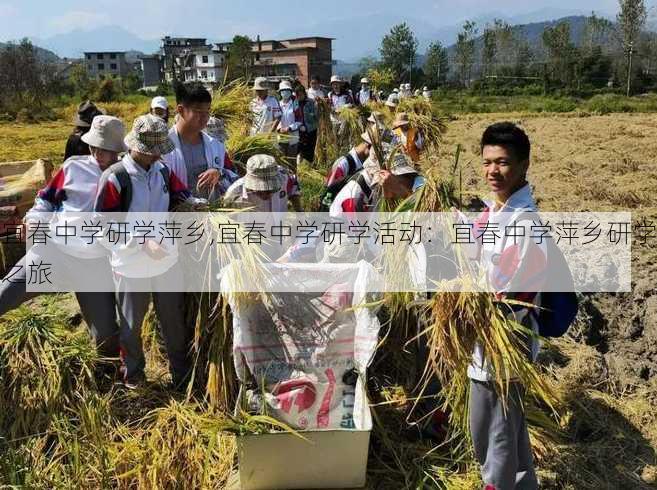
top-left (287, 174), bottom-right (303, 212)
top-left (325, 157), bottom-right (348, 187)
top-left (168, 169), bottom-right (192, 211)
top-left (415, 131), bottom-right (425, 150)
top-left (25, 167), bottom-right (66, 219)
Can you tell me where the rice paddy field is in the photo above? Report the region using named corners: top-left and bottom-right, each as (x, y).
top-left (1, 101), bottom-right (657, 489)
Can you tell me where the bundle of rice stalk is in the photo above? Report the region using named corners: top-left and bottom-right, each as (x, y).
top-left (420, 280), bottom-right (559, 432)
top-left (115, 400), bottom-right (237, 490)
top-left (335, 105), bottom-right (366, 152)
top-left (396, 97), bottom-right (447, 150)
top-left (314, 97), bottom-right (340, 170)
top-left (17, 392), bottom-right (118, 488)
top-left (180, 212), bottom-right (269, 408)
top-left (226, 132), bottom-right (287, 170)
top-left (0, 308), bottom-right (98, 439)
top-left (211, 79), bottom-right (253, 138)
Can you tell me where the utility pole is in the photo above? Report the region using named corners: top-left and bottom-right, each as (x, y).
top-left (627, 41), bottom-right (634, 97)
top-left (409, 51), bottom-right (413, 86)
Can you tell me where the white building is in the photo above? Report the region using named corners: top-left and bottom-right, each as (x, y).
top-left (181, 47), bottom-right (225, 85)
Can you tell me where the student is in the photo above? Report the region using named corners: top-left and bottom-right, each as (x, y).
top-left (307, 76), bottom-right (326, 100)
top-left (325, 133), bottom-right (372, 189)
top-left (422, 86), bottom-right (432, 100)
top-left (150, 96), bottom-right (170, 123)
top-left (294, 84), bottom-right (318, 165)
top-left (1, 115), bottom-right (124, 359)
top-left (328, 75), bottom-right (353, 111)
top-left (277, 80), bottom-right (301, 163)
top-left (95, 114), bottom-right (193, 390)
top-left (357, 78), bottom-right (374, 105)
top-left (223, 154), bottom-right (302, 212)
top-left (250, 77), bottom-right (281, 135)
top-left (466, 122), bottom-right (545, 490)
top-left (160, 82), bottom-right (226, 202)
top-left (64, 101), bottom-right (104, 161)
top-left (392, 112), bottom-right (424, 162)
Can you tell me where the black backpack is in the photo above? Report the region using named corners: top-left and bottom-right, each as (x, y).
top-left (319, 153), bottom-right (360, 212)
top-left (107, 161), bottom-right (171, 212)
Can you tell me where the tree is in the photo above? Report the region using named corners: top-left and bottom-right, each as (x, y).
top-left (583, 12), bottom-right (613, 52)
top-left (380, 23), bottom-right (419, 82)
top-left (0, 38), bottom-right (56, 114)
top-left (542, 22), bottom-right (577, 86)
top-left (366, 66), bottom-right (396, 91)
top-left (423, 42), bottom-right (449, 87)
top-left (226, 35), bottom-right (254, 81)
top-left (482, 25), bottom-right (497, 77)
top-left (617, 0), bottom-right (647, 95)
top-left (455, 21), bottom-right (478, 86)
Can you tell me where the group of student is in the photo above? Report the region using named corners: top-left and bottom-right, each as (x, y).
top-left (1, 75), bottom-right (546, 488)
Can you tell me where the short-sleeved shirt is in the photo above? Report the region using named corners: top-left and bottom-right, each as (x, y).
top-left (250, 96), bottom-right (282, 135)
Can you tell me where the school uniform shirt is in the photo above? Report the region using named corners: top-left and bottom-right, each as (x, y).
top-left (250, 96), bottom-right (282, 135)
top-left (94, 153), bottom-right (190, 278)
top-left (307, 87), bottom-right (326, 100)
top-left (161, 127), bottom-right (225, 199)
top-left (464, 183), bottom-right (548, 382)
top-left (329, 168), bottom-right (377, 218)
top-left (279, 98), bottom-right (301, 145)
top-left (325, 148), bottom-right (364, 188)
top-left (223, 167), bottom-right (301, 213)
top-left (329, 92), bottom-right (353, 111)
top-left (357, 89), bottom-right (372, 105)
top-left (25, 155), bottom-right (107, 259)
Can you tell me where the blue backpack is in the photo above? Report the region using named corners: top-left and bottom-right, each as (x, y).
top-left (535, 239), bottom-right (579, 338)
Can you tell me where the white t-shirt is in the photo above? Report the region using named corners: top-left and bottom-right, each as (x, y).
top-left (307, 87), bottom-right (325, 100)
top-left (250, 96), bottom-right (282, 135)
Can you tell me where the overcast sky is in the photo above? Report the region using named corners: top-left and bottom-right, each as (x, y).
top-left (0, 0), bottom-right (635, 41)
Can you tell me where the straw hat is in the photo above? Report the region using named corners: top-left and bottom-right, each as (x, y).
top-left (150, 96), bottom-right (168, 110)
top-left (73, 100), bottom-right (104, 128)
top-left (392, 112), bottom-right (410, 129)
top-left (253, 77), bottom-right (268, 91)
top-left (81, 115), bottom-right (127, 153)
top-left (124, 114), bottom-right (174, 156)
top-left (244, 154), bottom-right (282, 192)
top-left (390, 152), bottom-right (417, 176)
top-left (367, 111), bottom-right (383, 124)
top-left (385, 94), bottom-right (399, 108)
top-left (360, 131), bottom-right (374, 146)
top-left (278, 80), bottom-right (293, 92)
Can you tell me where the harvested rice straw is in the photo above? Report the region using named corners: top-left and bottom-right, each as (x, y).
top-left (116, 400), bottom-right (237, 489)
top-left (314, 97), bottom-right (339, 170)
top-left (211, 79), bottom-right (254, 138)
top-left (180, 211), bottom-right (269, 408)
top-left (0, 308), bottom-right (98, 439)
top-left (226, 133), bottom-right (288, 170)
top-left (396, 97), bottom-right (447, 150)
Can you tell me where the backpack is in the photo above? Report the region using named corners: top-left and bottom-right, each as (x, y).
top-left (108, 161), bottom-right (171, 212)
top-left (319, 153), bottom-right (360, 212)
top-left (535, 239), bottom-right (579, 338)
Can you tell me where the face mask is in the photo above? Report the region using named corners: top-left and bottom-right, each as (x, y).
top-left (281, 90), bottom-right (292, 100)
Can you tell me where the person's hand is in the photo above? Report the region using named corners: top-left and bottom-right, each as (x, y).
top-left (197, 168), bottom-right (220, 191)
top-left (279, 126), bottom-right (289, 134)
top-left (143, 240), bottom-right (168, 261)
